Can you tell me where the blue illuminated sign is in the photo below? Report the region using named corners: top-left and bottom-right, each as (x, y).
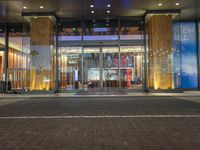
top-left (180, 22), bottom-right (198, 89)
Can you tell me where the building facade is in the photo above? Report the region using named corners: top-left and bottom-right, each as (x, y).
top-left (0, 4), bottom-right (200, 93)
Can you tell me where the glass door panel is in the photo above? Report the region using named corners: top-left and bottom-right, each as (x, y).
top-left (83, 47), bottom-right (100, 91)
top-left (102, 47), bottom-right (119, 91)
top-left (59, 47), bottom-right (82, 90)
top-left (120, 46), bottom-right (144, 90)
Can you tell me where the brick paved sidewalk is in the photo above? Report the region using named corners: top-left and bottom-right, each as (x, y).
top-left (0, 97), bottom-right (200, 150)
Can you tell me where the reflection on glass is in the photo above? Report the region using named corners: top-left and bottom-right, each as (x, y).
top-left (59, 47), bottom-right (82, 90)
top-left (83, 20), bottom-right (118, 40)
top-left (83, 47), bottom-right (100, 91)
top-left (120, 20), bottom-right (143, 40)
top-left (120, 46), bottom-right (144, 89)
top-left (102, 47), bottom-right (119, 91)
top-left (59, 21), bottom-right (82, 41)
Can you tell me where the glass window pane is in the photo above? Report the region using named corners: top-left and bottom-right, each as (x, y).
top-left (59, 47), bottom-right (82, 90)
top-left (83, 20), bottom-right (118, 40)
top-left (120, 46), bottom-right (144, 90)
top-left (83, 47), bottom-right (100, 91)
top-left (0, 24), bottom-right (5, 49)
top-left (59, 21), bottom-right (82, 41)
top-left (8, 23), bottom-right (24, 90)
top-left (120, 20), bottom-right (143, 40)
top-left (102, 47), bottom-right (119, 91)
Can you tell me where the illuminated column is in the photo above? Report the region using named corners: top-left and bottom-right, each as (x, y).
top-left (148, 15), bottom-right (174, 89)
top-left (30, 17), bottom-right (55, 90)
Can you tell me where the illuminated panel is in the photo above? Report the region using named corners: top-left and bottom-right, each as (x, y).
top-left (148, 15), bottom-right (174, 90)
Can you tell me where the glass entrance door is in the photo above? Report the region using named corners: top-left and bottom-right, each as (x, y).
top-left (59, 46), bottom-right (144, 92)
top-left (83, 46), bottom-right (120, 92)
top-left (102, 47), bottom-right (120, 91)
top-left (83, 47), bottom-right (100, 91)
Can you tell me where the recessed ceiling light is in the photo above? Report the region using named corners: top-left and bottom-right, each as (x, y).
top-left (107, 4), bottom-right (111, 7)
top-left (40, 6), bottom-right (44, 9)
top-left (158, 3), bottom-right (162, 6)
top-left (91, 10), bottom-right (94, 14)
top-left (175, 3), bottom-right (180, 6)
top-left (93, 20), bottom-right (96, 23)
top-left (107, 10), bottom-right (110, 13)
top-left (90, 5), bottom-right (94, 8)
top-left (23, 6), bottom-right (27, 9)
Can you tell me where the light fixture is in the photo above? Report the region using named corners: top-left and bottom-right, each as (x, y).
top-left (23, 6), bottom-right (27, 9)
top-left (91, 10), bottom-right (94, 14)
top-left (40, 6), bottom-right (44, 9)
top-left (90, 5), bottom-right (94, 8)
top-left (175, 3), bottom-right (180, 6)
top-left (106, 24), bottom-right (109, 26)
top-left (93, 20), bottom-right (96, 23)
top-left (0, 29), bottom-right (2, 32)
top-left (107, 4), bottom-right (111, 7)
top-left (158, 3), bottom-right (162, 6)
top-left (107, 10), bottom-right (110, 13)
top-left (106, 19), bottom-right (109, 22)
top-left (34, 16), bottom-right (37, 19)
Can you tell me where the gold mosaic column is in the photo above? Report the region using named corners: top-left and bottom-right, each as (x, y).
top-left (148, 15), bottom-right (174, 89)
top-left (30, 17), bottom-right (54, 90)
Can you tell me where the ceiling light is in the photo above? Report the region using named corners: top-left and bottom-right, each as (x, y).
top-left (90, 5), bottom-right (94, 8)
top-left (23, 6), bottom-right (27, 9)
top-left (107, 4), bottom-right (111, 7)
top-left (93, 20), bottom-right (96, 23)
top-left (107, 10), bottom-right (110, 13)
top-left (158, 3), bottom-right (162, 6)
top-left (40, 6), bottom-right (44, 9)
top-left (106, 20), bottom-right (109, 22)
top-left (91, 10), bottom-right (94, 14)
top-left (175, 3), bottom-right (180, 6)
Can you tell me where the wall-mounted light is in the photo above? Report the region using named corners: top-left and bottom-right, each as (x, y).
top-left (40, 6), bottom-right (44, 9)
top-left (158, 3), bottom-right (162, 6)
